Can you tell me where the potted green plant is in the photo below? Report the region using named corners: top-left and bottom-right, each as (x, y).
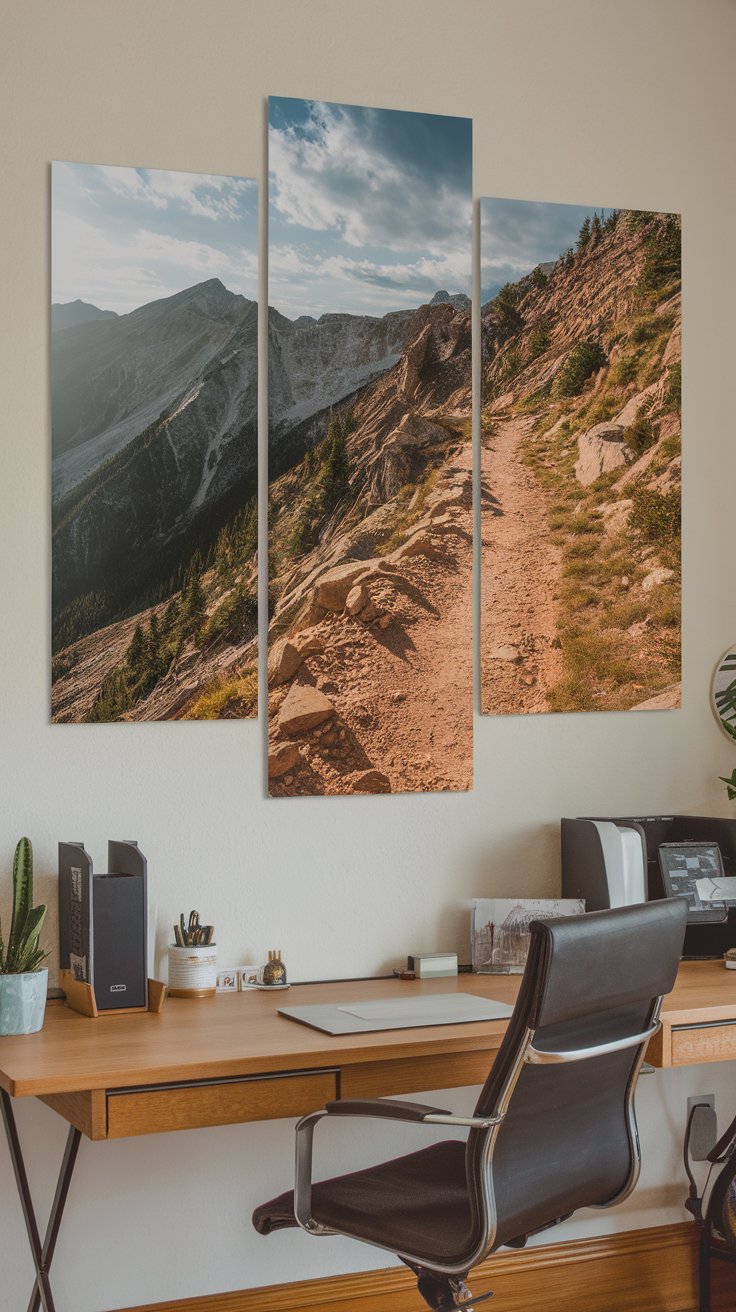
top-left (0, 838), bottom-right (49, 1035)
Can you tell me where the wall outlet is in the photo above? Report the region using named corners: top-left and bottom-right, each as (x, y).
top-left (687, 1095), bottom-right (717, 1161)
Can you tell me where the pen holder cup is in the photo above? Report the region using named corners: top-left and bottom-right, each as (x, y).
top-left (168, 944), bottom-right (218, 998)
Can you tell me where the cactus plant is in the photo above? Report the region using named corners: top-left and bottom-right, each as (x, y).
top-left (0, 838), bottom-right (48, 974)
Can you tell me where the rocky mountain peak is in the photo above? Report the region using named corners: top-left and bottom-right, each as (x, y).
top-left (51, 300), bottom-right (119, 333)
top-left (430, 290), bottom-right (472, 312)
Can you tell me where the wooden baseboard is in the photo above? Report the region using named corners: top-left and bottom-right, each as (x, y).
top-left (118, 1222), bottom-right (733, 1312)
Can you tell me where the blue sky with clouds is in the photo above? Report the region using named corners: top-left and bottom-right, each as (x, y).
top-left (269, 98), bottom-right (472, 320)
top-left (52, 162), bottom-right (258, 315)
top-left (481, 197), bottom-right (612, 304)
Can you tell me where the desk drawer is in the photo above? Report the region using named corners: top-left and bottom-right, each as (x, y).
top-left (107, 1069), bottom-right (338, 1138)
top-left (671, 1021), bottom-right (736, 1066)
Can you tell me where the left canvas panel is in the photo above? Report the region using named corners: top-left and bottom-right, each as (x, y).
top-left (51, 163), bottom-right (259, 722)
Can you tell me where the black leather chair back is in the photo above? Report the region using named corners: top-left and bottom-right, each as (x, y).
top-left (466, 899), bottom-right (687, 1252)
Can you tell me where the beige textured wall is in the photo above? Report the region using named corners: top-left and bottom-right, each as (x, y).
top-left (1, 1), bottom-right (735, 1307)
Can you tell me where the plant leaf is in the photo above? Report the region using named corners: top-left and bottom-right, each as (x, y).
top-left (719, 772), bottom-right (736, 802)
top-left (7, 838), bottom-right (33, 964)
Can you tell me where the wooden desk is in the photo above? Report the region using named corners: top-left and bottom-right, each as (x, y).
top-left (2, 963), bottom-right (735, 1312)
top-left (2, 963), bottom-right (736, 1141)
top-left (0, 973), bottom-right (521, 1141)
top-left (647, 960), bottom-right (736, 1067)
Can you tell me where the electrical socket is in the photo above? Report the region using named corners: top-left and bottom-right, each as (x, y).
top-left (688, 1093), bottom-right (716, 1118)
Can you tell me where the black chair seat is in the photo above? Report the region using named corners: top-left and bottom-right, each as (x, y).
top-left (254, 1139), bottom-right (473, 1264)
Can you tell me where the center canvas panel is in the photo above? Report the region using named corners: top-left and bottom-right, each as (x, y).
top-left (267, 98), bottom-right (473, 797)
top-left (51, 163), bottom-right (259, 723)
top-left (479, 198), bottom-right (681, 715)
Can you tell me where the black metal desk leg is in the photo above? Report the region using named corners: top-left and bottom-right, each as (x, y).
top-left (1, 1087), bottom-right (82, 1312)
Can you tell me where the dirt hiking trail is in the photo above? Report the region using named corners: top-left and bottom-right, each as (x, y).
top-left (480, 416), bottom-right (563, 714)
top-left (268, 459), bottom-right (473, 796)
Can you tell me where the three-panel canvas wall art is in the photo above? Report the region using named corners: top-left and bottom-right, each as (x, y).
top-left (50, 101), bottom-right (682, 800)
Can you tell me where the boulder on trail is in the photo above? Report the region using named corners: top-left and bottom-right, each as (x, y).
top-left (278, 684), bottom-right (335, 734)
top-left (351, 769), bottom-right (392, 793)
top-left (574, 423), bottom-right (632, 486)
top-left (345, 583), bottom-right (370, 616)
top-left (268, 741), bottom-right (301, 777)
top-left (314, 562), bottom-right (370, 612)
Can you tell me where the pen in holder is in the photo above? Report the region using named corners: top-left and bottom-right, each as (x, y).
top-left (168, 911), bottom-right (217, 997)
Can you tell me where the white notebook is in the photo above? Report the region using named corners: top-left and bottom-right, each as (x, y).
top-left (278, 991), bottom-right (514, 1035)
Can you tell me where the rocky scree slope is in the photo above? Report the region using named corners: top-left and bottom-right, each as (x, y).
top-left (52, 297), bottom-right (259, 639)
top-left (52, 279), bottom-right (253, 497)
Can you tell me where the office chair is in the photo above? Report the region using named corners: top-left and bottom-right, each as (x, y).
top-left (253, 899), bottom-right (687, 1311)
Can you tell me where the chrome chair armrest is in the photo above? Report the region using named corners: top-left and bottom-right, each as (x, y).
top-left (323, 1097), bottom-right (502, 1129)
top-left (293, 1101), bottom-right (504, 1234)
top-left (294, 1110), bottom-right (333, 1234)
top-left (324, 1097), bottom-right (452, 1122)
top-left (524, 1019), bottom-right (660, 1065)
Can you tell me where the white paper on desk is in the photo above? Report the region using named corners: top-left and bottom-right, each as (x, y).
top-left (695, 876), bottom-right (736, 904)
top-left (335, 993), bottom-right (509, 1024)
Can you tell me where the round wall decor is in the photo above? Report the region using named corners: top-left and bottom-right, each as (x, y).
top-left (712, 647), bottom-right (736, 740)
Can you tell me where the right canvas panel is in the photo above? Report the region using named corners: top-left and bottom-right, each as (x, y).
top-left (480, 201), bottom-right (681, 714)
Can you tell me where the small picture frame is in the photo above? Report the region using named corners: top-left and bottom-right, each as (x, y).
top-left (239, 967), bottom-right (263, 988)
top-left (658, 842), bottom-right (733, 920)
top-left (472, 898), bottom-right (585, 974)
top-left (216, 970), bottom-right (239, 992)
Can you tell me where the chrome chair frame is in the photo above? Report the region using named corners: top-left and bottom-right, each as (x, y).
top-left (293, 1010), bottom-right (662, 1276)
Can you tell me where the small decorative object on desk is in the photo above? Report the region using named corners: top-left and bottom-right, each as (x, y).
top-left (0, 838), bottom-right (49, 1036)
top-left (262, 950), bottom-right (287, 986)
top-left (216, 969), bottom-right (239, 992)
top-left (472, 898), bottom-right (585, 975)
top-left (725, 948), bottom-right (736, 971)
top-left (168, 910), bottom-right (217, 997)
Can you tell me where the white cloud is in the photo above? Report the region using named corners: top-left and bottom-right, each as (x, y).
top-left (96, 166), bottom-right (254, 221)
top-left (52, 211), bottom-right (257, 313)
top-left (268, 245), bottom-right (469, 298)
top-left (269, 102), bottom-right (470, 258)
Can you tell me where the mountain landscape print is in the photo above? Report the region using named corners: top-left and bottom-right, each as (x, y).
top-left (266, 98), bottom-right (473, 796)
top-left (51, 163), bottom-right (259, 722)
top-left (479, 198), bottom-right (681, 715)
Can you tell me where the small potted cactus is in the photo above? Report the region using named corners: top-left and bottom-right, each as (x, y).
top-left (0, 838), bottom-right (49, 1035)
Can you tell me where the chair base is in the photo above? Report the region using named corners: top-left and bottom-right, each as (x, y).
top-left (405, 1261), bottom-right (493, 1310)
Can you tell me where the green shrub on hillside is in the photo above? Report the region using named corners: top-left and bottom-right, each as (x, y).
top-left (638, 215), bottom-right (681, 295)
top-left (85, 667), bottom-right (134, 722)
top-left (612, 356), bottom-right (638, 386)
top-left (665, 363), bottom-right (681, 414)
top-left (628, 312), bottom-right (673, 347)
top-left (528, 322), bottom-right (551, 358)
top-left (494, 283), bottom-right (524, 340)
top-left (556, 341), bottom-right (607, 396)
top-left (623, 411), bottom-right (656, 456)
top-left (629, 484), bottom-right (681, 544)
top-left (197, 582), bottom-right (257, 647)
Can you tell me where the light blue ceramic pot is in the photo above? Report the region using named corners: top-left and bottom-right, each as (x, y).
top-left (0, 968), bottom-right (48, 1035)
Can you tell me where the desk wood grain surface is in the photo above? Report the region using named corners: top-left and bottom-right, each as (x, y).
top-left (0, 974), bottom-right (522, 1098)
top-left (2, 962), bottom-right (735, 1100)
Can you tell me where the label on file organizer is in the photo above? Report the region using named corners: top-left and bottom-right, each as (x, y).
top-left (69, 867), bottom-right (88, 981)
